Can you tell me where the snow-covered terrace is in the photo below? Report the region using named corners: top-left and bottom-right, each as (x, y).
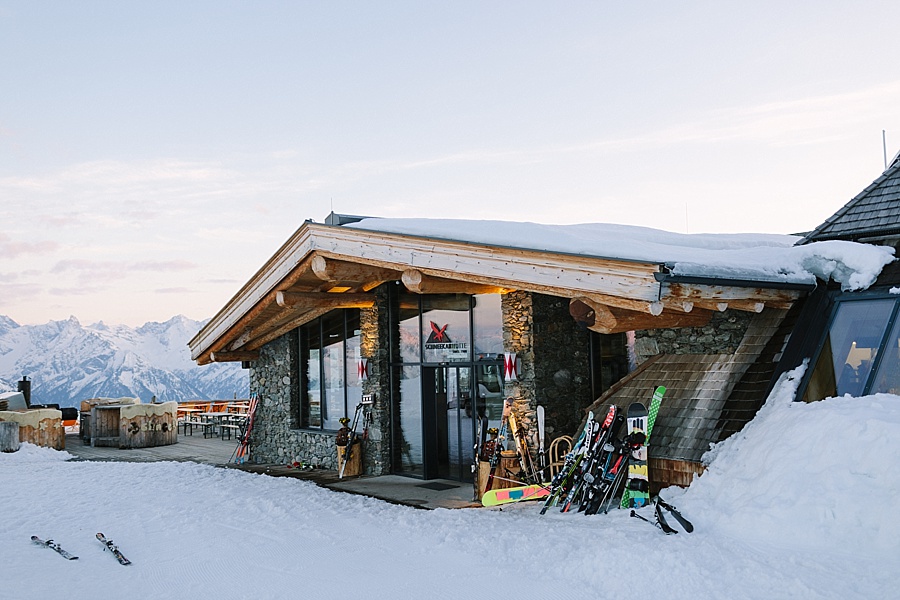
top-left (189, 217), bottom-right (895, 365)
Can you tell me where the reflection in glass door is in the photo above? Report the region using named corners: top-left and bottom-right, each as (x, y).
top-left (423, 366), bottom-right (475, 481)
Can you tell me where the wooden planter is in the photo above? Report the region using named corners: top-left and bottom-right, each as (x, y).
top-left (0, 409), bottom-right (64, 450)
top-left (91, 402), bottom-right (178, 449)
top-left (337, 441), bottom-right (363, 477)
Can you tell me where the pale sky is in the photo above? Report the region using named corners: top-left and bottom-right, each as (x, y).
top-left (3, 1), bottom-right (900, 327)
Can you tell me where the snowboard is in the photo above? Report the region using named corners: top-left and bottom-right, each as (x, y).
top-left (96, 533), bottom-right (131, 566)
top-left (481, 484), bottom-right (550, 507)
top-left (31, 536), bottom-right (78, 560)
top-left (621, 385), bottom-right (665, 508)
top-left (621, 402), bottom-right (649, 508)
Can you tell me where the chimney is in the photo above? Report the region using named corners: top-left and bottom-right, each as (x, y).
top-left (17, 376), bottom-right (31, 407)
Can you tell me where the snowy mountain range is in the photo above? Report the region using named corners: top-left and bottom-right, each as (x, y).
top-left (0, 315), bottom-right (248, 408)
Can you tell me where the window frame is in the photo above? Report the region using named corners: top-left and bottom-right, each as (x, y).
top-left (297, 308), bottom-right (361, 432)
top-left (799, 292), bottom-right (900, 402)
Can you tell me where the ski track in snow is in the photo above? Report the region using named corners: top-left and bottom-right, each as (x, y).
top-left (3, 378), bottom-right (898, 599)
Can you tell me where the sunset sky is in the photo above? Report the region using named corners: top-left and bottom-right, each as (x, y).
top-left (3, 1), bottom-right (900, 326)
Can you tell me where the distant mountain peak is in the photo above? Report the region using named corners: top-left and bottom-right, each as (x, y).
top-left (0, 314), bottom-right (248, 407)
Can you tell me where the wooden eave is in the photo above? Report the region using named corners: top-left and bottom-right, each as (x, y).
top-left (190, 223), bottom-right (804, 364)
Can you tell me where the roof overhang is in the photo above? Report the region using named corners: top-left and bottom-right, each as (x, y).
top-left (189, 222), bottom-right (805, 365)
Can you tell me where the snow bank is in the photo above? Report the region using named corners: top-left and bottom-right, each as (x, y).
top-left (680, 365), bottom-right (900, 558)
top-left (349, 218), bottom-right (895, 291)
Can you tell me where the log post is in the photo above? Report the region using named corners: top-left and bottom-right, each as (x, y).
top-left (0, 421), bottom-right (19, 452)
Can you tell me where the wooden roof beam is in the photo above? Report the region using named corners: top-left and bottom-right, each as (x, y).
top-left (401, 269), bottom-right (513, 295)
top-left (570, 297), bottom-right (714, 334)
top-left (311, 255), bottom-right (401, 291)
top-left (276, 291), bottom-right (375, 310)
top-left (209, 350), bottom-right (259, 363)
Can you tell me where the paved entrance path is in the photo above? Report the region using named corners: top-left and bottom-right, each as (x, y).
top-left (63, 433), bottom-right (480, 510)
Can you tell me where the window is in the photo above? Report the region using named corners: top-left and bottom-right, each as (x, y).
top-left (299, 309), bottom-right (362, 430)
top-left (803, 297), bottom-right (900, 402)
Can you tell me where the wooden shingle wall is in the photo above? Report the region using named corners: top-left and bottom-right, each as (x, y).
top-left (585, 308), bottom-right (790, 488)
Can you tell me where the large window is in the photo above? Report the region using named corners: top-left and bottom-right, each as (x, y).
top-left (299, 309), bottom-right (362, 431)
top-left (803, 296), bottom-right (900, 402)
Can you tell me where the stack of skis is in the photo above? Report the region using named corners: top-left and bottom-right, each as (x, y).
top-left (478, 387), bottom-right (693, 534)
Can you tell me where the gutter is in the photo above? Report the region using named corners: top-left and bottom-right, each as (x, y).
top-left (653, 268), bottom-right (818, 292)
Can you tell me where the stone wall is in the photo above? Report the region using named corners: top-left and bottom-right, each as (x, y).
top-left (502, 291), bottom-right (592, 444)
top-left (358, 287), bottom-right (391, 475)
top-left (247, 299), bottom-right (392, 475)
top-left (633, 310), bottom-right (754, 364)
top-left (249, 330), bottom-right (340, 467)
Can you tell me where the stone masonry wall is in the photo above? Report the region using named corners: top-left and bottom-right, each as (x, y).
top-left (633, 310), bottom-right (754, 364)
top-left (249, 330), bottom-right (339, 467)
top-left (248, 302), bottom-right (391, 474)
top-left (502, 292), bottom-right (592, 446)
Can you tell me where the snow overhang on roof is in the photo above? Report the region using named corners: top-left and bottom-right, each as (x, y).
top-left (189, 218), bottom-right (895, 365)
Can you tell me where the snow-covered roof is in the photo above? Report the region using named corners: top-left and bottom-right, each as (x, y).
top-left (191, 217), bottom-right (895, 365)
top-left (349, 218), bottom-right (895, 291)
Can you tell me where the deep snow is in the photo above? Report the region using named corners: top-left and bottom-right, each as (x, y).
top-left (2, 367), bottom-right (897, 600)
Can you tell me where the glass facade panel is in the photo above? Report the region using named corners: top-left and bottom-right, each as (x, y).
top-left (472, 294), bottom-right (503, 358)
top-left (804, 299), bottom-right (895, 401)
top-left (396, 365), bottom-right (424, 476)
top-left (421, 295), bottom-right (471, 363)
top-left (398, 297), bottom-right (420, 363)
top-left (298, 309), bottom-right (360, 431)
top-left (871, 315), bottom-right (900, 395)
top-left (321, 313), bottom-right (345, 431)
top-left (303, 322), bottom-right (322, 428)
top-left (345, 312), bottom-right (363, 419)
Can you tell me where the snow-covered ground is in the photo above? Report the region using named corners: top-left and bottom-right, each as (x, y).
top-left (2, 367), bottom-right (897, 599)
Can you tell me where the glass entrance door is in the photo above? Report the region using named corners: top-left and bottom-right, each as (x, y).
top-left (423, 365), bottom-right (474, 481)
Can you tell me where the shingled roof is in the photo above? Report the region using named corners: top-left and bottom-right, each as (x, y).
top-left (801, 160), bottom-right (900, 244)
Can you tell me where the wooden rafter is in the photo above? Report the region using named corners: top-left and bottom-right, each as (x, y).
top-left (276, 291), bottom-right (375, 309)
top-left (209, 350), bottom-right (259, 363)
top-left (401, 269), bottom-right (512, 295)
top-left (569, 297), bottom-right (714, 334)
top-left (311, 255), bottom-right (401, 290)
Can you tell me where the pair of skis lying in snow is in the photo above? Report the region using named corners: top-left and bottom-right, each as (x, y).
top-left (31, 533), bottom-right (131, 565)
top-left (629, 497), bottom-right (695, 534)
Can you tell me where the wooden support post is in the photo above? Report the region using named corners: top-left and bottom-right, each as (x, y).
top-left (0, 421), bottom-right (19, 452)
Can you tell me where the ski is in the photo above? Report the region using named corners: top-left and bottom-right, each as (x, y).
top-left (339, 396), bottom-right (374, 478)
top-left (580, 411), bottom-right (627, 514)
top-left (481, 483), bottom-right (550, 507)
top-left (96, 533), bottom-right (131, 566)
top-left (536, 405), bottom-right (546, 479)
top-left (484, 399), bottom-right (513, 493)
top-left (561, 405), bottom-right (618, 513)
top-left (539, 412), bottom-right (593, 515)
top-left (654, 503), bottom-right (679, 534)
top-left (630, 509), bottom-right (676, 534)
top-left (472, 415), bottom-right (488, 501)
top-left (657, 497), bottom-right (694, 533)
top-left (507, 405), bottom-right (539, 484)
top-left (31, 536), bottom-right (78, 560)
top-left (232, 392), bottom-right (259, 464)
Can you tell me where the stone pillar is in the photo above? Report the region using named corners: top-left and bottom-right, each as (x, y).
top-left (359, 285), bottom-right (392, 475)
top-left (502, 291), bottom-right (592, 446)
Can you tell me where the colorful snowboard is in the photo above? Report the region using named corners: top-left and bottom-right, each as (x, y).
top-left (621, 386), bottom-right (665, 508)
top-left (482, 484), bottom-right (550, 507)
